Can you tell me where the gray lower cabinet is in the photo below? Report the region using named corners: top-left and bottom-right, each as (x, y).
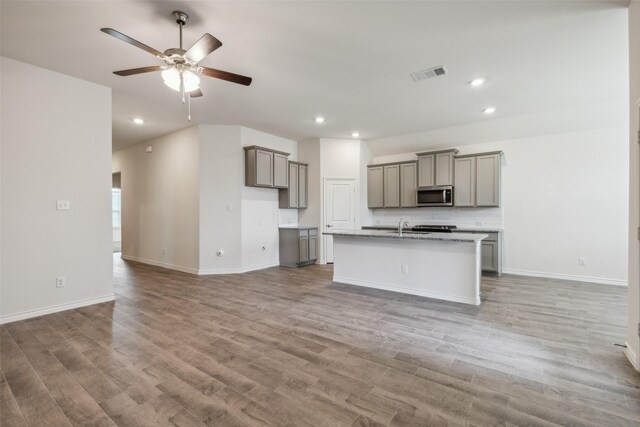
top-left (279, 227), bottom-right (318, 267)
top-left (454, 151), bottom-right (502, 207)
top-left (453, 230), bottom-right (502, 275)
top-left (244, 145), bottom-right (290, 188)
top-left (279, 161), bottom-right (308, 209)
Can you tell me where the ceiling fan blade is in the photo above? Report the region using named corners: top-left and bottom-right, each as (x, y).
top-left (200, 67), bottom-right (252, 86)
top-left (190, 88), bottom-right (203, 98)
top-left (101, 28), bottom-right (165, 58)
top-left (113, 66), bottom-right (164, 76)
top-left (184, 33), bottom-right (222, 63)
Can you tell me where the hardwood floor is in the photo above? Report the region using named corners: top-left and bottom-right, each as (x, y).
top-left (1, 256), bottom-right (639, 426)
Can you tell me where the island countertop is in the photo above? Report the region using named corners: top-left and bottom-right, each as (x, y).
top-left (324, 229), bottom-right (487, 243)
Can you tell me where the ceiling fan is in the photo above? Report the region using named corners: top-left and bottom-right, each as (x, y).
top-left (101, 11), bottom-right (252, 119)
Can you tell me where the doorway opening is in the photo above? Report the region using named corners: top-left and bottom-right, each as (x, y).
top-left (112, 172), bottom-right (121, 253)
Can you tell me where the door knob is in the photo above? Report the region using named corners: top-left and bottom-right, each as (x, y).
top-left (327, 224), bottom-right (333, 228)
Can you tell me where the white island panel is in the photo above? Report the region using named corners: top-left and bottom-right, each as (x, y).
top-left (331, 233), bottom-right (483, 305)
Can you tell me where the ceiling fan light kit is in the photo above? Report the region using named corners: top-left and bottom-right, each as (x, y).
top-left (101, 10), bottom-right (252, 121)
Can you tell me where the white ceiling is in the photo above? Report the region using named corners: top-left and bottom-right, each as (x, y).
top-left (0, 1), bottom-right (629, 151)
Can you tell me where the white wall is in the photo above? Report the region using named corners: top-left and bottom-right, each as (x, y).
top-left (115, 125), bottom-right (298, 275)
top-left (626, 0), bottom-right (640, 371)
top-left (298, 139), bottom-right (322, 229)
top-left (240, 127), bottom-right (297, 272)
top-left (112, 126), bottom-right (200, 273)
top-left (198, 125), bottom-right (243, 273)
top-left (1, 57), bottom-right (113, 323)
top-left (369, 126), bottom-right (629, 286)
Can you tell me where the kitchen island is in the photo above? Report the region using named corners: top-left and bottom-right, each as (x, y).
top-left (324, 230), bottom-right (487, 305)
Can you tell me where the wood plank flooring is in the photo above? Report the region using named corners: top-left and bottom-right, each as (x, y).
top-left (1, 256), bottom-right (639, 426)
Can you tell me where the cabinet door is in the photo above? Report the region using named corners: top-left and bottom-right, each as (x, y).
top-left (308, 234), bottom-right (317, 261)
top-left (288, 163), bottom-right (299, 208)
top-left (298, 165), bottom-right (307, 208)
top-left (481, 241), bottom-right (498, 272)
top-left (454, 157), bottom-right (476, 207)
top-left (255, 149), bottom-right (274, 186)
top-left (418, 155), bottom-right (435, 187)
top-left (400, 163), bottom-right (417, 207)
top-left (383, 164), bottom-right (400, 208)
top-left (299, 236), bottom-right (309, 263)
top-left (435, 153), bottom-right (454, 186)
top-left (273, 153), bottom-right (288, 188)
top-left (367, 167), bottom-right (384, 208)
top-left (476, 154), bottom-right (501, 207)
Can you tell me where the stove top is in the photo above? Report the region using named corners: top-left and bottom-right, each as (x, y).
top-left (411, 224), bottom-right (457, 233)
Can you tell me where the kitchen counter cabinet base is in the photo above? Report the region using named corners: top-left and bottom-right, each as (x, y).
top-left (330, 234), bottom-right (483, 305)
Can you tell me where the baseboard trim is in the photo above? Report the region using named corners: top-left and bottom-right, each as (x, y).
top-left (0, 294), bottom-right (115, 325)
top-left (198, 262), bottom-right (279, 275)
top-left (501, 268), bottom-right (627, 286)
top-left (624, 343), bottom-right (639, 371)
top-left (121, 255), bottom-right (199, 275)
top-left (333, 276), bottom-right (480, 305)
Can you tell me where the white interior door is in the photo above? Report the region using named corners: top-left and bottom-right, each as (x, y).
top-left (324, 179), bottom-right (356, 263)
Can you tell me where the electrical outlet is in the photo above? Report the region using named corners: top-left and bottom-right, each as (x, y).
top-left (56, 200), bottom-right (70, 210)
top-left (579, 257), bottom-right (587, 266)
top-left (475, 221), bottom-right (483, 227)
top-left (56, 276), bottom-right (66, 288)
top-left (162, 248), bottom-right (166, 256)
top-left (401, 265), bottom-right (409, 274)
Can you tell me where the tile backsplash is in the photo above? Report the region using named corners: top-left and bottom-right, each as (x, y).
top-left (278, 209), bottom-right (298, 226)
top-left (372, 207), bottom-right (503, 229)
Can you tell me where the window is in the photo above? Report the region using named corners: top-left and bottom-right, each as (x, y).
top-left (112, 188), bottom-right (121, 228)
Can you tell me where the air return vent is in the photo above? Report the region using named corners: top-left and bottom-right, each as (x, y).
top-left (410, 65), bottom-right (448, 82)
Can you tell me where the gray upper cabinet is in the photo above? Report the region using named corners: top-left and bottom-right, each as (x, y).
top-left (383, 164), bottom-right (400, 208)
top-left (298, 165), bottom-right (307, 208)
top-left (368, 161), bottom-right (417, 209)
top-left (454, 156), bottom-right (476, 207)
top-left (476, 153), bottom-right (501, 207)
top-left (256, 149), bottom-right (273, 186)
top-left (454, 151), bottom-right (502, 207)
top-left (367, 166), bottom-right (384, 208)
top-left (273, 153), bottom-right (289, 188)
top-left (279, 161), bottom-right (308, 209)
top-left (435, 152), bottom-right (455, 186)
top-left (400, 162), bottom-right (417, 207)
top-left (417, 149), bottom-right (458, 187)
top-left (417, 155), bottom-right (435, 187)
top-left (244, 146), bottom-right (290, 188)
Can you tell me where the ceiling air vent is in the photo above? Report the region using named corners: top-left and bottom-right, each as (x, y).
top-left (410, 65), bottom-right (448, 82)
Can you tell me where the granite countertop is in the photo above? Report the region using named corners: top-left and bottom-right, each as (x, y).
top-left (362, 225), bottom-right (503, 233)
top-left (279, 225), bottom-right (318, 230)
top-left (324, 229), bottom-right (487, 243)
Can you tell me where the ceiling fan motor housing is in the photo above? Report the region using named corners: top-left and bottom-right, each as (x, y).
top-left (173, 11), bottom-right (189, 25)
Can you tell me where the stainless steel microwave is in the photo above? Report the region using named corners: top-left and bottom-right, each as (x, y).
top-left (417, 186), bottom-right (454, 207)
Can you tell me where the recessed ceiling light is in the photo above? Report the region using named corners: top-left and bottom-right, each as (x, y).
top-left (132, 118), bottom-right (144, 124)
top-left (314, 116), bottom-right (325, 124)
top-left (470, 78), bottom-right (486, 87)
top-left (352, 132), bottom-right (360, 138)
top-left (483, 107), bottom-right (496, 114)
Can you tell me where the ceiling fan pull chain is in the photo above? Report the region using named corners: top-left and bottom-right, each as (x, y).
top-left (180, 72), bottom-right (185, 104)
top-left (188, 94), bottom-right (192, 122)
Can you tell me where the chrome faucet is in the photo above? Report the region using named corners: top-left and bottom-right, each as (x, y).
top-left (398, 218), bottom-right (409, 236)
